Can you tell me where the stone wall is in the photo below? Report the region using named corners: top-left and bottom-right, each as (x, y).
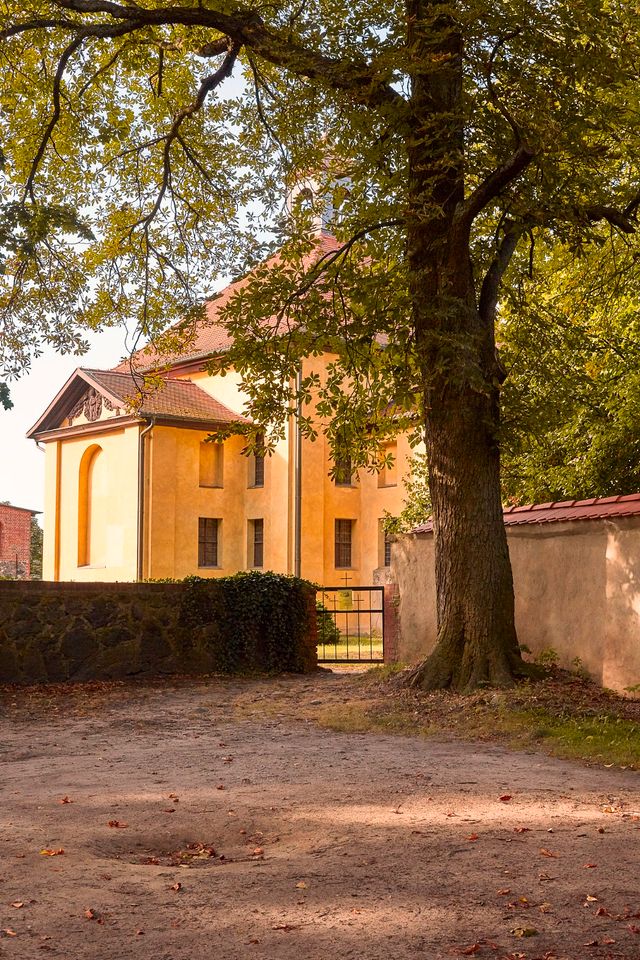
top-left (0, 579), bottom-right (317, 684)
top-left (391, 517), bottom-right (640, 693)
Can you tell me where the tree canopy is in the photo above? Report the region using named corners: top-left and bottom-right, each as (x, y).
top-left (3, 0), bottom-right (640, 688)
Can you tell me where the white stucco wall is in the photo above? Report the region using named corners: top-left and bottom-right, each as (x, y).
top-left (392, 517), bottom-right (640, 693)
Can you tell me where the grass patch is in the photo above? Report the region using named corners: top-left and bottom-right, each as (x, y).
top-left (505, 709), bottom-right (640, 768)
top-left (312, 668), bottom-right (640, 769)
top-left (317, 639), bottom-right (384, 661)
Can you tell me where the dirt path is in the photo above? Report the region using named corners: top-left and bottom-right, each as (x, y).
top-left (1, 672), bottom-right (639, 960)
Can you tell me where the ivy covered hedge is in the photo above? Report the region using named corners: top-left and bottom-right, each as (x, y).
top-left (0, 573), bottom-right (317, 684)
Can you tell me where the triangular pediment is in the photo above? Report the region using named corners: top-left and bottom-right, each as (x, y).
top-left (26, 369), bottom-right (129, 439)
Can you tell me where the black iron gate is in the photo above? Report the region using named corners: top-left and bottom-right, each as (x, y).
top-left (316, 586), bottom-right (385, 663)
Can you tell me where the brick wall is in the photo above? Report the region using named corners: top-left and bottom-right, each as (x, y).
top-left (0, 505), bottom-right (33, 580)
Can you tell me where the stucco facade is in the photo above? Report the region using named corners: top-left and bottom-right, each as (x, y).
top-left (31, 358), bottom-right (412, 586)
top-left (392, 504), bottom-right (640, 693)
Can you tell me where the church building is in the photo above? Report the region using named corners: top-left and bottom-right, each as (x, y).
top-left (28, 182), bottom-right (413, 586)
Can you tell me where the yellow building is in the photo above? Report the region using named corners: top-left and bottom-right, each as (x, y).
top-left (28, 241), bottom-right (413, 586)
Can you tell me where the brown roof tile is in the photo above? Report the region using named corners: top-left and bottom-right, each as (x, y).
top-left (83, 369), bottom-right (248, 425)
top-left (113, 234), bottom-right (342, 372)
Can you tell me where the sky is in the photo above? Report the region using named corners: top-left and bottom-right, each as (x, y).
top-left (1, 326), bottom-right (131, 516)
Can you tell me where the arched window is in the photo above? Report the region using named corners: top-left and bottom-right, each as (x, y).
top-left (78, 444), bottom-right (106, 567)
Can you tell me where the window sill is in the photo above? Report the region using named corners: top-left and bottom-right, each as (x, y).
top-left (199, 484), bottom-right (223, 489)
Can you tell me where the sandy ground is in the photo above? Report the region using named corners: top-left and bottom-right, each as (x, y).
top-left (0, 671), bottom-right (639, 960)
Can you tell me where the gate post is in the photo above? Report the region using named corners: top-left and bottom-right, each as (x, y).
top-left (383, 583), bottom-right (399, 664)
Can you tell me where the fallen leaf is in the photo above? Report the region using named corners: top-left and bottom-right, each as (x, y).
top-left (40, 848), bottom-right (64, 856)
top-left (107, 820), bottom-right (128, 829)
top-left (163, 809), bottom-right (176, 814)
top-left (253, 847), bottom-right (264, 857)
top-left (136, 929), bottom-right (145, 935)
top-left (585, 895), bottom-right (598, 903)
top-left (539, 848), bottom-right (557, 858)
top-left (513, 827), bottom-right (530, 834)
top-left (602, 937), bottom-right (616, 945)
top-left (511, 926), bottom-right (538, 937)
top-left (59, 796), bottom-right (73, 804)
top-left (499, 795), bottom-right (512, 802)
top-left (595, 906), bottom-right (610, 917)
top-left (170, 882), bottom-right (182, 892)
top-left (83, 908), bottom-right (101, 921)
top-left (271, 923), bottom-right (297, 931)
top-left (583, 863), bottom-right (597, 868)
top-left (10, 902), bottom-right (24, 909)
top-left (295, 881), bottom-right (307, 889)
top-left (168, 793), bottom-right (179, 801)
top-left (216, 784), bottom-right (225, 790)
top-left (223, 756), bottom-right (234, 762)
top-left (466, 833), bottom-right (479, 842)
top-left (2, 929), bottom-right (17, 937)
top-left (497, 888), bottom-right (511, 896)
top-left (459, 944), bottom-right (481, 955)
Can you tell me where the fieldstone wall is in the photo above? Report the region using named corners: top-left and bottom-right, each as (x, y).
top-left (0, 579), bottom-right (317, 684)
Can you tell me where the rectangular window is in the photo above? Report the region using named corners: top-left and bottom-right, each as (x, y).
top-left (384, 532), bottom-right (392, 567)
top-left (378, 518), bottom-right (393, 567)
top-left (378, 442), bottom-right (398, 488)
top-left (335, 519), bottom-right (353, 569)
top-left (249, 518), bottom-right (264, 568)
top-left (198, 517), bottom-right (220, 567)
top-left (334, 454), bottom-right (353, 486)
top-left (199, 441), bottom-right (223, 487)
top-left (251, 433), bottom-right (265, 487)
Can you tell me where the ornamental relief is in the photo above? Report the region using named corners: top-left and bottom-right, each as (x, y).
top-left (67, 389), bottom-right (121, 426)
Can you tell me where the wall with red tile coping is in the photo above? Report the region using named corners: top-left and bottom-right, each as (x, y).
top-left (392, 517), bottom-right (640, 694)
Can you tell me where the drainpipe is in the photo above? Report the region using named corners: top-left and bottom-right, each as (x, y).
top-left (137, 418), bottom-right (154, 581)
top-left (294, 367), bottom-right (303, 578)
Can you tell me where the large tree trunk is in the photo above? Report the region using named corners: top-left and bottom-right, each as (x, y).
top-left (409, 367), bottom-right (524, 691)
top-left (404, 0), bottom-right (526, 690)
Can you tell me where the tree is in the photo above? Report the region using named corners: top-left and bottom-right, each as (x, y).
top-left (500, 238), bottom-right (640, 504)
top-left (2, 1), bottom-right (640, 690)
top-left (30, 515), bottom-right (43, 580)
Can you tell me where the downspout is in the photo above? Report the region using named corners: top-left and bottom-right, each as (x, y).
top-left (137, 418), bottom-right (154, 581)
top-left (294, 367), bottom-right (302, 578)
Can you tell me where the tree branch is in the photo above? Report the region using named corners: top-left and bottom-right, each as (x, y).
top-left (461, 145), bottom-right (536, 226)
top-left (133, 40), bottom-right (241, 234)
top-left (16, 1), bottom-right (403, 109)
top-left (23, 34), bottom-right (86, 200)
top-left (478, 221), bottom-right (523, 327)
top-left (585, 205), bottom-right (637, 234)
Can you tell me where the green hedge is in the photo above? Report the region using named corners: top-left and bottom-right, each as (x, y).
top-left (0, 573), bottom-right (317, 684)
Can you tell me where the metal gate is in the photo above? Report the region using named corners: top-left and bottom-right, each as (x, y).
top-left (316, 586), bottom-right (385, 663)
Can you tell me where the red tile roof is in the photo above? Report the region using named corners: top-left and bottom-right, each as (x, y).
top-left (84, 369), bottom-right (248, 424)
top-left (413, 494), bottom-right (640, 533)
top-left (114, 233), bottom-right (341, 372)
